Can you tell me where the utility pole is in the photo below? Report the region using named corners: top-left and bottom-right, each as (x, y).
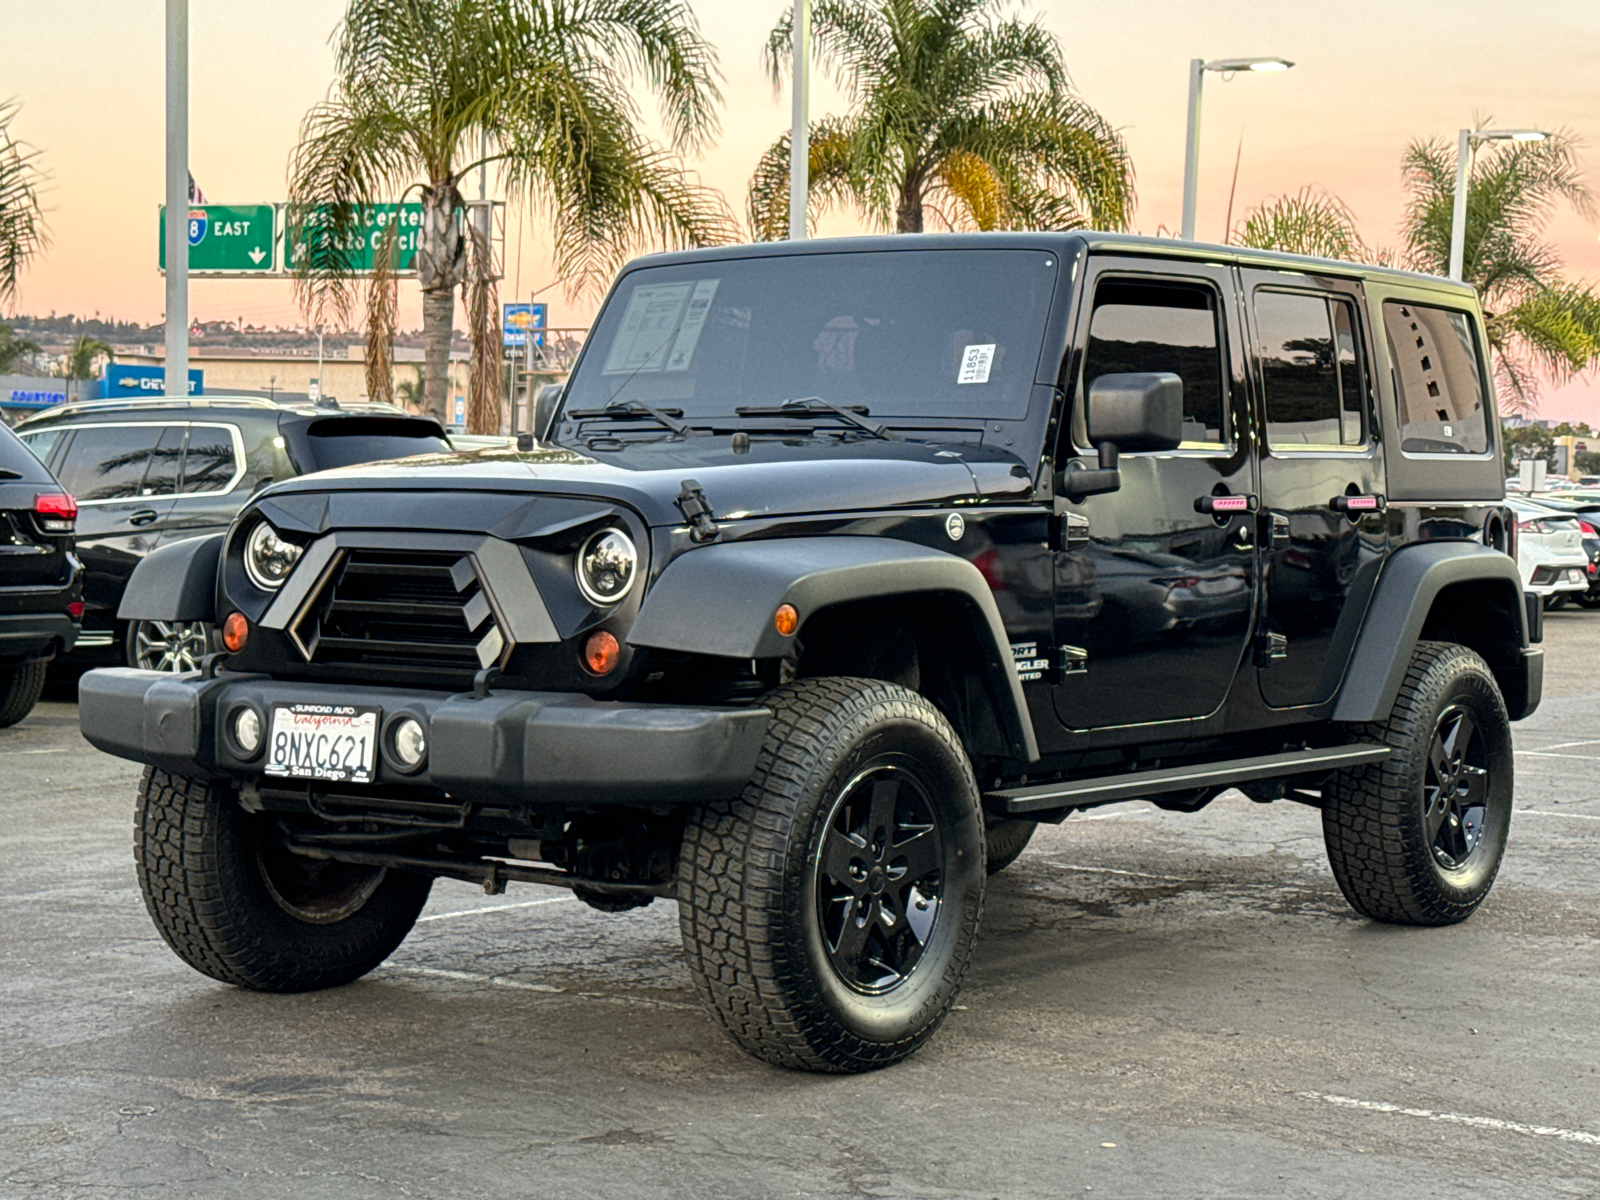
top-left (788, 0), bottom-right (809, 240)
top-left (163, 0), bottom-right (188, 397)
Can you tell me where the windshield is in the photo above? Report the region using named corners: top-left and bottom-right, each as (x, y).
top-left (563, 249), bottom-right (1060, 423)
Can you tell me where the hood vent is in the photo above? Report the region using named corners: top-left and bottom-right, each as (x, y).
top-left (291, 549), bottom-right (506, 678)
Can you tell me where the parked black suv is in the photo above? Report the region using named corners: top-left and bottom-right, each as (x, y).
top-left (0, 422), bottom-right (81, 725)
top-left (14, 397), bottom-right (449, 670)
top-left (80, 235), bottom-right (1539, 1073)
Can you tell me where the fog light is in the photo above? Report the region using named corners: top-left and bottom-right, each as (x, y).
top-left (231, 706), bottom-right (263, 757)
top-left (222, 611), bottom-right (250, 652)
top-left (583, 630), bottom-right (621, 675)
top-left (393, 717), bottom-right (427, 769)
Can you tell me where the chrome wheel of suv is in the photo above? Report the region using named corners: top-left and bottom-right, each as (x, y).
top-left (128, 619), bottom-right (214, 672)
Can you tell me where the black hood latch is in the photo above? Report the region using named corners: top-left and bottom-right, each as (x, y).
top-left (676, 479), bottom-right (720, 543)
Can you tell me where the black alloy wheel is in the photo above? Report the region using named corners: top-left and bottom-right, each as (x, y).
top-left (814, 765), bottom-right (944, 993)
top-left (1423, 706), bottom-right (1490, 871)
top-left (1323, 641), bottom-right (1513, 926)
top-left (679, 677), bottom-right (985, 1073)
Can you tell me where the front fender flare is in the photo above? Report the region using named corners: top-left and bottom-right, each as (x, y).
top-left (628, 535), bottom-right (1039, 763)
top-left (116, 534), bottom-right (223, 624)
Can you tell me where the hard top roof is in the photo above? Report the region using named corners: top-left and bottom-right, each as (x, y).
top-left (625, 230), bottom-right (1477, 298)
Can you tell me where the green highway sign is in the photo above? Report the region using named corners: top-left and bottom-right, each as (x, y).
top-left (284, 203), bottom-right (424, 275)
top-left (158, 203), bottom-right (276, 273)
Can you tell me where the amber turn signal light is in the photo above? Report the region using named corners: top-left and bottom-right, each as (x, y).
top-left (583, 629), bottom-right (621, 675)
top-left (222, 611), bottom-right (250, 653)
top-left (774, 604), bottom-right (798, 637)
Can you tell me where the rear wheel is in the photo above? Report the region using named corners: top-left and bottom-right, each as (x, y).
top-left (1576, 592), bottom-right (1600, 609)
top-left (679, 678), bottom-right (985, 1073)
top-left (1322, 642), bottom-right (1513, 926)
top-left (126, 619), bottom-right (217, 672)
top-left (0, 660), bottom-right (47, 727)
top-left (134, 768), bottom-right (432, 990)
top-left (1544, 593), bottom-right (1570, 611)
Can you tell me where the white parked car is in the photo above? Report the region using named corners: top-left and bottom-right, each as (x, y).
top-left (1507, 498), bottom-right (1591, 605)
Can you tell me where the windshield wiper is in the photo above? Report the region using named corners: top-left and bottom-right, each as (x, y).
top-left (566, 399), bottom-right (696, 436)
top-left (735, 397), bottom-right (899, 441)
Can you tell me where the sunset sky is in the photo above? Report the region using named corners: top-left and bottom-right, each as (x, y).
top-left (5, 0), bottom-right (1599, 417)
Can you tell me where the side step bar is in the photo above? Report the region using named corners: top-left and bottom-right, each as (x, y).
top-left (987, 743), bottom-right (1392, 816)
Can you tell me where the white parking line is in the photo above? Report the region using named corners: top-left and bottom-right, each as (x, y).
top-left (415, 896), bottom-right (576, 923)
top-left (1517, 809), bottom-right (1600, 822)
top-left (385, 965), bottom-right (564, 991)
top-left (1515, 750), bottom-right (1600, 761)
top-left (1301, 1092), bottom-right (1600, 1146)
top-left (1517, 738), bottom-right (1600, 753)
top-left (1041, 862), bottom-right (1192, 883)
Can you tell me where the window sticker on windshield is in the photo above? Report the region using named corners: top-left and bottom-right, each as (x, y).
top-left (958, 343), bottom-right (996, 384)
top-left (664, 279), bottom-right (720, 372)
top-left (601, 282), bottom-right (694, 374)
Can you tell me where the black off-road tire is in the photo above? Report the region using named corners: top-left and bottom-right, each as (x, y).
top-left (1322, 642), bottom-right (1513, 926)
top-left (0, 660), bottom-right (47, 728)
top-left (678, 678), bottom-right (986, 1073)
top-left (134, 768), bottom-right (433, 990)
top-left (984, 815), bottom-right (1036, 875)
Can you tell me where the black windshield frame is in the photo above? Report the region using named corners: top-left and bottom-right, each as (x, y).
top-left (562, 248), bottom-right (1062, 426)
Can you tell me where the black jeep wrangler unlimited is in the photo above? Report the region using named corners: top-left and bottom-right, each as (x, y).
top-left (80, 234), bottom-right (1540, 1073)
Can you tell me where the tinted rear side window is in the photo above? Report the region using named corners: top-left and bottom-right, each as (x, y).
top-left (1082, 279), bottom-right (1227, 446)
top-left (299, 417), bottom-right (451, 471)
top-left (54, 426), bottom-right (161, 501)
top-left (1256, 291), bottom-right (1366, 447)
top-left (0, 424), bottom-right (54, 482)
top-left (144, 425), bottom-right (186, 496)
top-left (1383, 301), bottom-right (1490, 455)
top-left (182, 426), bottom-right (239, 493)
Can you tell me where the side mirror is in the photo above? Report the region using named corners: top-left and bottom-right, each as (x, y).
top-left (1059, 372), bottom-right (1184, 500)
top-left (532, 383), bottom-right (565, 443)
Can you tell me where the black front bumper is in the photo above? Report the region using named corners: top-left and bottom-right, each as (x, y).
top-left (78, 668), bottom-right (771, 806)
top-left (0, 611), bottom-right (78, 663)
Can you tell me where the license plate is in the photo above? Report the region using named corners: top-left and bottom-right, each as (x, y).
top-left (1569, 569), bottom-right (1588, 585)
top-left (265, 703), bottom-right (380, 784)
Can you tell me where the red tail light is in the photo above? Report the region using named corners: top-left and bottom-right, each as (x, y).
top-left (1579, 521), bottom-right (1597, 536)
top-left (34, 492), bottom-right (77, 533)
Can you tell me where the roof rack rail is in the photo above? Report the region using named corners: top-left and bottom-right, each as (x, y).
top-left (16, 395), bottom-right (284, 421)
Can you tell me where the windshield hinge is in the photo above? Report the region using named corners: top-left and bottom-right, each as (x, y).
top-left (676, 479), bottom-right (720, 543)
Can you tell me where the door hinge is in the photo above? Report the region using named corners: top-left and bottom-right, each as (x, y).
top-left (1057, 644), bottom-right (1089, 680)
top-left (1256, 631), bottom-right (1288, 666)
top-left (1269, 512), bottom-right (1291, 551)
top-left (1060, 511), bottom-right (1090, 550)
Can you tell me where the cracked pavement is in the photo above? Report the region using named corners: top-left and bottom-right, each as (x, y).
top-left (3, 614), bottom-right (1600, 1198)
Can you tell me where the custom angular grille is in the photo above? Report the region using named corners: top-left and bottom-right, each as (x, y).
top-left (297, 550), bottom-right (505, 675)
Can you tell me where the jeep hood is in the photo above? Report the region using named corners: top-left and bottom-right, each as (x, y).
top-left (257, 437), bottom-right (1035, 528)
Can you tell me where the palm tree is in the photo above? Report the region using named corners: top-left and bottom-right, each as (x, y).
top-left (0, 324), bottom-right (39, 374)
top-left (1398, 129), bottom-right (1600, 409)
top-left (749, 0), bottom-right (1133, 238)
top-left (1231, 187), bottom-right (1370, 262)
top-left (64, 334), bottom-right (112, 381)
top-left (0, 98), bottom-right (48, 308)
top-left (290, 0), bottom-right (735, 430)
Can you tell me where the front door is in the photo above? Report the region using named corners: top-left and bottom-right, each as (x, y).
top-left (1051, 260), bottom-right (1257, 731)
top-left (1242, 271), bottom-right (1387, 708)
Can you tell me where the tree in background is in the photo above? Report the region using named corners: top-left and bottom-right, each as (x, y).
top-left (749, 0), bottom-right (1134, 238)
top-left (1400, 129), bottom-right (1600, 411)
top-left (289, 0), bottom-right (734, 431)
top-left (1502, 423), bottom-right (1556, 475)
top-left (1231, 187), bottom-right (1370, 262)
top-left (63, 334), bottom-right (112, 381)
top-left (0, 325), bottom-right (40, 375)
top-left (0, 99), bottom-right (48, 309)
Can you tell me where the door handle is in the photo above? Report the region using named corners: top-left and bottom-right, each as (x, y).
top-left (1329, 493), bottom-right (1386, 514)
top-left (1194, 493), bottom-right (1259, 516)
top-left (128, 510), bottom-right (159, 527)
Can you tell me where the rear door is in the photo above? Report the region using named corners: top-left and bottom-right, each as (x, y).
top-left (50, 423), bottom-right (175, 629)
top-left (1243, 270), bottom-right (1387, 709)
top-left (1051, 258), bottom-right (1257, 730)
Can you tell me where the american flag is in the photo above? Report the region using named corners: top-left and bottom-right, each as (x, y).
top-left (188, 173), bottom-right (206, 204)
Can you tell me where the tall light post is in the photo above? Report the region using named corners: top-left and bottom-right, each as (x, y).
top-left (1180, 56), bottom-right (1293, 242)
top-left (1448, 127), bottom-right (1548, 281)
top-left (788, 0), bottom-right (810, 240)
top-left (163, 0), bottom-right (188, 397)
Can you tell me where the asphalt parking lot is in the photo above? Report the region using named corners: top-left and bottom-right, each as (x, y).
top-left (4, 619), bottom-right (1599, 1200)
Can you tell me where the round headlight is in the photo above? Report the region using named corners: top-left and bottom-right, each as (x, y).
top-left (244, 521), bottom-right (304, 590)
top-left (576, 529), bottom-right (637, 605)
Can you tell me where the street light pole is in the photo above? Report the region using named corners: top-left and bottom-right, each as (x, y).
top-left (163, 0), bottom-right (188, 398)
top-left (1179, 56), bottom-right (1293, 243)
top-left (788, 0), bottom-right (810, 240)
top-left (1448, 127), bottom-right (1548, 281)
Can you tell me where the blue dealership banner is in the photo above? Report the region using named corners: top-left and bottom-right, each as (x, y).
top-left (102, 364), bottom-right (204, 398)
top-left (502, 302), bottom-right (546, 348)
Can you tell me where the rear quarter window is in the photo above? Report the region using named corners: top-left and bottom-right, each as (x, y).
top-left (1383, 301), bottom-right (1491, 455)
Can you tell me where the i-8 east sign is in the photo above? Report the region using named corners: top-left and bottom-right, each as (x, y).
top-left (158, 203), bottom-right (276, 274)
